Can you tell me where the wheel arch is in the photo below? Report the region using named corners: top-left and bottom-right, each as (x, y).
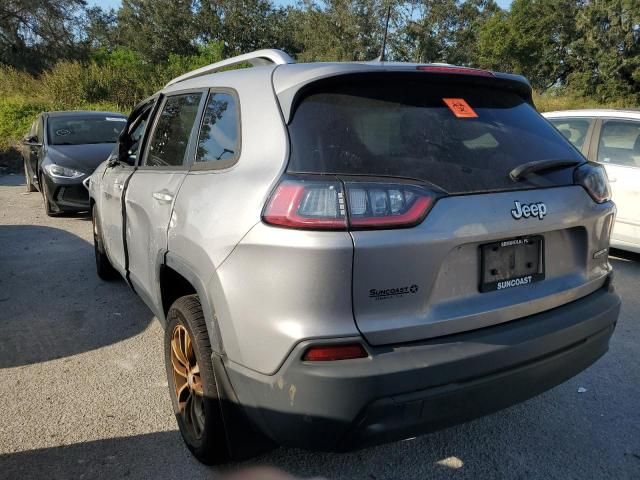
top-left (161, 261), bottom-right (274, 461)
top-left (162, 253), bottom-right (223, 354)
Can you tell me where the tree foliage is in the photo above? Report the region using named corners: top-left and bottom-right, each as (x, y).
top-left (0, 0), bottom-right (638, 112)
top-left (477, 0), bottom-right (579, 90)
top-left (0, 0), bottom-right (87, 72)
top-left (115, 0), bottom-right (200, 63)
top-left (393, 0), bottom-right (499, 64)
top-left (569, 0), bottom-right (640, 102)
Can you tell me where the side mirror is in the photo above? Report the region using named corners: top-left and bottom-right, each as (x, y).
top-left (112, 143), bottom-right (136, 167)
top-left (23, 135), bottom-right (40, 145)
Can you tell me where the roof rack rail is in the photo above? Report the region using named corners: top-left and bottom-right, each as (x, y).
top-left (165, 49), bottom-right (295, 87)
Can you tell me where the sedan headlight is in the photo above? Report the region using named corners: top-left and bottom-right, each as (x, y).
top-left (44, 164), bottom-right (85, 179)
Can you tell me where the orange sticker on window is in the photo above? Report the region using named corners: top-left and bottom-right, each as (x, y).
top-left (443, 98), bottom-right (478, 118)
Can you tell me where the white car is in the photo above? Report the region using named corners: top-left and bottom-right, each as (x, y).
top-left (544, 109), bottom-right (640, 254)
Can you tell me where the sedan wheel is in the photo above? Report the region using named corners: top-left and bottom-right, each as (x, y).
top-left (41, 177), bottom-right (59, 217)
top-left (92, 205), bottom-right (119, 280)
top-left (24, 163), bottom-right (37, 192)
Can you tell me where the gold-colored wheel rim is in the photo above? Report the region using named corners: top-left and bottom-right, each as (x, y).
top-left (171, 325), bottom-right (205, 438)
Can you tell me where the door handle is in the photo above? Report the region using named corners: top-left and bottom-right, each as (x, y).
top-left (152, 191), bottom-right (174, 203)
top-left (114, 182), bottom-right (124, 191)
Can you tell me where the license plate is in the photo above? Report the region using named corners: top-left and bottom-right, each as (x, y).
top-left (480, 236), bottom-right (544, 293)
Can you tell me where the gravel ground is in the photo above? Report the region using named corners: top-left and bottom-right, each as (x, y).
top-left (0, 173), bottom-right (639, 480)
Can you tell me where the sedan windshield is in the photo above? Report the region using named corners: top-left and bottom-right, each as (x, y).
top-left (47, 115), bottom-right (126, 146)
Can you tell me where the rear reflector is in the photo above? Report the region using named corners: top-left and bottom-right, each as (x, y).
top-left (416, 65), bottom-right (494, 77)
top-left (303, 344), bottom-right (368, 361)
top-left (263, 177), bottom-right (437, 230)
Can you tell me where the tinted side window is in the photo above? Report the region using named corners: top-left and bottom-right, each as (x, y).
top-left (549, 118), bottom-right (591, 149)
top-left (598, 120), bottom-right (640, 168)
top-left (126, 105), bottom-right (155, 164)
top-left (146, 93), bottom-right (202, 167)
top-left (196, 92), bottom-right (239, 164)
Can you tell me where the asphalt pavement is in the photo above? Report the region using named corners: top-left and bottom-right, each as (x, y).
top-left (0, 173), bottom-right (639, 480)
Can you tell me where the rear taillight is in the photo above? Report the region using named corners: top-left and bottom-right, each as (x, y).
top-left (344, 181), bottom-right (434, 228)
top-left (262, 178), bottom-right (347, 230)
top-left (303, 344), bottom-right (368, 361)
top-left (574, 163), bottom-right (611, 204)
top-left (416, 65), bottom-right (494, 77)
top-left (262, 177), bottom-right (437, 230)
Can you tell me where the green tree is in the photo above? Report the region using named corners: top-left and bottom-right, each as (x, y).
top-left (392, 0), bottom-right (499, 64)
top-left (163, 41), bottom-right (225, 82)
top-left (569, 0), bottom-right (640, 102)
top-left (116, 0), bottom-right (199, 63)
top-left (477, 0), bottom-right (579, 89)
top-left (0, 0), bottom-right (87, 72)
top-left (293, 0), bottom-right (388, 62)
top-left (83, 6), bottom-right (118, 51)
top-left (219, 0), bottom-right (294, 56)
top-left (450, 0), bottom-right (500, 65)
top-left (393, 0), bottom-right (459, 63)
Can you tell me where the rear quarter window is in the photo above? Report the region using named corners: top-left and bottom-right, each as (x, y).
top-left (194, 91), bottom-right (240, 167)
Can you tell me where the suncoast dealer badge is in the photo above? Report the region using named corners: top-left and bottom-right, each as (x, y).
top-left (369, 284), bottom-right (419, 300)
top-left (496, 275), bottom-right (534, 290)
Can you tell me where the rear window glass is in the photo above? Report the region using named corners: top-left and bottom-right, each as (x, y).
top-left (47, 115), bottom-right (126, 146)
top-left (287, 76), bottom-right (583, 194)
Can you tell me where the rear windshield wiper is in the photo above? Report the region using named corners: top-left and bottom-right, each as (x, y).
top-left (509, 159), bottom-right (582, 181)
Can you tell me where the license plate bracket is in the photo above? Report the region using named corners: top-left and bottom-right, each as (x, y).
top-left (480, 236), bottom-right (544, 293)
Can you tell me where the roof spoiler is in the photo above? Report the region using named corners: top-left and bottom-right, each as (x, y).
top-left (275, 67), bottom-right (533, 123)
top-left (165, 49), bottom-right (295, 88)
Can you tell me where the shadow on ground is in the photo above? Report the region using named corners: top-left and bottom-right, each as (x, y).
top-left (0, 224), bottom-right (152, 368)
top-left (0, 174), bottom-right (26, 187)
top-left (609, 249), bottom-right (640, 310)
top-left (0, 431), bottom-right (213, 479)
top-left (2, 394), bottom-right (639, 480)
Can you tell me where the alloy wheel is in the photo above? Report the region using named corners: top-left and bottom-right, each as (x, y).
top-left (170, 324), bottom-right (205, 439)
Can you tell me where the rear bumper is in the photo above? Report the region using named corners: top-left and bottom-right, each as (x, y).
top-left (222, 282), bottom-right (620, 453)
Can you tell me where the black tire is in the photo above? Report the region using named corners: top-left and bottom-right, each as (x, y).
top-left (24, 162), bottom-right (37, 192)
top-left (92, 205), bottom-right (119, 281)
top-left (164, 295), bottom-right (230, 465)
top-left (41, 177), bottom-right (60, 217)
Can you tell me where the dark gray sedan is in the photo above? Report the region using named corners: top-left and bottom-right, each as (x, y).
top-left (21, 111), bottom-right (127, 216)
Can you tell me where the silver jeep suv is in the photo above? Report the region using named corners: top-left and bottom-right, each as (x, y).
top-left (88, 49), bottom-right (621, 464)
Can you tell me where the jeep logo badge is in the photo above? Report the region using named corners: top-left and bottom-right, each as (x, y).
top-left (511, 201), bottom-right (547, 220)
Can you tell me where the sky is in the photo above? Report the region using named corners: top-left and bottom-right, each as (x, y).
top-left (88, 0), bottom-right (514, 12)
